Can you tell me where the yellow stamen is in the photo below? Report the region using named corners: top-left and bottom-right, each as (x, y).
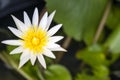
top-left (21, 26), bottom-right (48, 54)
top-left (32, 37), bottom-right (40, 45)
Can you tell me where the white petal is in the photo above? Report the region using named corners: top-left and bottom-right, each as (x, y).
top-left (32, 8), bottom-right (39, 26)
top-left (2, 40), bottom-right (22, 46)
top-left (10, 46), bottom-right (23, 54)
top-left (8, 26), bottom-right (22, 38)
top-left (30, 53), bottom-right (36, 65)
top-left (49, 47), bottom-right (66, 52)
top-left (47, 43), bottom-right (60, 49)
top-left (46, 10), bottom-right (56, 30)
top-left (43, 48), bottom-right (56, 59)
top-left (39, 12), bottom-right (48, 30)
top-left (19, 50), bottom-right (30, 68)
top-left (24, 11), bottom-right (31, 27)
top-left (37, 54), bottom-right (46, 69)
top-left (49, 36), bottom-right (64, 43)
top-left (47, 24), bottom-right (62, 36)
top-left (11, 15), bottom-right (26, 32)
top-left (20, 50), bottom-right (30, 60)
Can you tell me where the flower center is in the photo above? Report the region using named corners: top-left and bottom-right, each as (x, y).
top-left (32, 37), bottom-right (40, 45)
top-left (21, 26), bottom-right (48, 53)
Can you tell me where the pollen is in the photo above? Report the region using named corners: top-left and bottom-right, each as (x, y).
top-left (21, 26), bottom-right (48, 53)
top-left (32, 37), bottom-right (40, 45)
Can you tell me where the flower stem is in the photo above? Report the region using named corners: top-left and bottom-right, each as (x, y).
top-left (93, 0), bottom-right (112, 43)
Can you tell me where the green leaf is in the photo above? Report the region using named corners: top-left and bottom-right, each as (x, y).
top-left (45, 64), bottom-right (72, 80)
top-left (93, 65), bottom-right (109, 78)
top-left (76, 44), bottom-right (105, 66)
top-left (105, 25), bottom-right (120, 53)
top-left (75, 73), bottom-right (110, 80)
top-left (106, 6), bottom-right (120, 29)
top-left (46, 0), bottom-right (108, 44)
top-left (110, 53), bottom-right (120, 64)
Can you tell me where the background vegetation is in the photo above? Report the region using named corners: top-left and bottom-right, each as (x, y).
top-left (0, 0), bottom-right (120, 80)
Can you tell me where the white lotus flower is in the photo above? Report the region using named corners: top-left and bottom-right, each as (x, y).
top-left (2, 8), bottom-right (66, 68)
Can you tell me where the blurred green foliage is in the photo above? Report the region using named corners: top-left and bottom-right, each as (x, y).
top-left (46, 0), bottom-right (108, 45)
top-left (105, 24), bottom-right (120, 53)
top-left (106, 6), bottom-right (120, 29)
top-left (45, 65), bottom-right (72, 80)
top-left (75, 73), bottom-right (110, 80)
top-left (76, 44), bottom-right (110, 80)
top-left (76, 44), bottom-right (105, 67)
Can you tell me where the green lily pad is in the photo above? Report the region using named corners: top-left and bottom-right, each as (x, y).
top-left (46, 0), bottom-right (108, 45)
top-left (45, 64), bottom-right (72, 80)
